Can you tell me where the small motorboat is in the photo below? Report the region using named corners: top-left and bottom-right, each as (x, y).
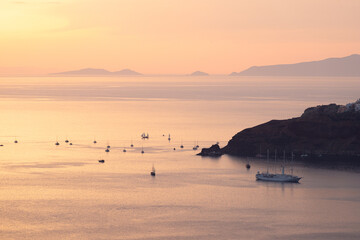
top-left (180, 145), bottom-right (184, 149)
top-left (123, 149), bottom-right (126, 152)
top-left (246, 163), bottom-right (251, 169)
top-left (55, 142), bottom-right (60, 146)
top-left (93, 140), bottom-right (97, 144)
top-left (98, 159), bottom-right (105, 163)
top-left (141, 133), bottom-right (149, 139)
top-left (107, 145), bottom-right (110, 149)
top-left (105, 149), bottom-right (110, 152)
top-left (173, 148), bottom-right (176, 150)
top-left (69, 143), bottom-right (73, 145)
top-left (14, 140), bottom-right (18, 143)
top-left (65, 140), bottom-right (69, 143)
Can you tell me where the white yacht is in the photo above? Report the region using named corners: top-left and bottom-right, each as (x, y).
top-left (256, 167), bottom-right (301, 183)
top-left (256, 150), bottom-right (302, 183)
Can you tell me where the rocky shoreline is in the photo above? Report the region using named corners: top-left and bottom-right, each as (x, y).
top-left (198, 100), bottom-right (360, 162)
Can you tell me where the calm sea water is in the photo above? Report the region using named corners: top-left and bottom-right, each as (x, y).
top-left (0, 76), bottom-right (360, 240)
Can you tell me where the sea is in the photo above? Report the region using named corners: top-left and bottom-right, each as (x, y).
top-left (0, 75), bottom-right (360, 240)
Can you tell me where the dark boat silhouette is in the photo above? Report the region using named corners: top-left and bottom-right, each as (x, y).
top-left (150, 165), bottom-right (156, 176)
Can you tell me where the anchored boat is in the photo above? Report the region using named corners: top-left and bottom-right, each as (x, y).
top-left (256, 150), bottom-right (301, 183)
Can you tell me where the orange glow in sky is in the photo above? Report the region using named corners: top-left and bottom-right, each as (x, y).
top-left (1, 0), bottom-right (360, 75)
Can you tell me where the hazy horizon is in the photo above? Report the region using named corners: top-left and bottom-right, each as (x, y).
top-left (1, 53), bottom-right (360, 77)
top-left (1, 0), bottom-right (360, 75)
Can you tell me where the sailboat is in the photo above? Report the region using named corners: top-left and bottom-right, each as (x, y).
top-left (192, 140), bottom-right (199, 150)
top-left (168, 134), bottom-right (171, 141)
top-left (256, 149), bottom-right (302, 183)
top-left (141, 146), bottom-right (144, 154)
top-left (150, 165), bottom-right (156, 176)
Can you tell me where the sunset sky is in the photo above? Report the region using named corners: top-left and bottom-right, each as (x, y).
top-left (1, 0), bottom-right (360, 75)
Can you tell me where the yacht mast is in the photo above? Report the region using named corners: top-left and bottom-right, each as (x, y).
top-left (266, 149), bottom-right (269, 173)
top-left (282, 150), bottom-right (286, 175)
top-left (274, 149), bottom-right (277, 174)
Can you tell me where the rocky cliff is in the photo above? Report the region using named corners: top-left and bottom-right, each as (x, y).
top-left (221, 100), bottom-right (360, 160)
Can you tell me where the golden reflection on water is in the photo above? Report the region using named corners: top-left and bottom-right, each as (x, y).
top-left (0, 76), bottom-right (360, 239)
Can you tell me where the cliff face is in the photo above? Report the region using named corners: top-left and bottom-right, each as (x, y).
top-left (222, 101), bottom-right (360, 159)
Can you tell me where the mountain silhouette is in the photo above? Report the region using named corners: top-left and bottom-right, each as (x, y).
top-left (190, 71), bottom-right (209, 76)
top-left (231, 54), bottom-right (360, 76)
top-left (52, 68), bottom-right (142, 76)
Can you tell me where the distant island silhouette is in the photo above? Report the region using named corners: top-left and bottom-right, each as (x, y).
top-left (190, 71), bottom-right (209, 76)
top-left (52, 68), bottom-right (142, 76)
top-left (231, 54), bottom-right (360, 76)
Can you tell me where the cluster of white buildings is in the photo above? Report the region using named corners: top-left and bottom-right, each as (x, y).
top-left (345, 99), bottom-right (360, 112)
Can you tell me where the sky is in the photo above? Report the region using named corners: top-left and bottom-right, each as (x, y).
top-left (0, 0), bottom-right (360, 75)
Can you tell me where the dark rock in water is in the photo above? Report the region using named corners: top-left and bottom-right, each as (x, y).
top-left (222, 100), bottom-right (360, 161)
top-left (197, 144), bottom-right (223, 157)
